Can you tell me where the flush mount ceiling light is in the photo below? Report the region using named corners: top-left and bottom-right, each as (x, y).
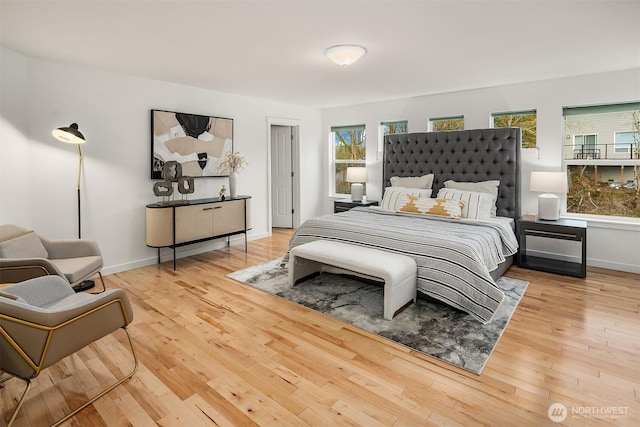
top-left (325, 45), bottom-right (367, 67)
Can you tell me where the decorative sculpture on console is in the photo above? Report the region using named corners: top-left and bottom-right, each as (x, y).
top-left (153, 161), bottom-right (194, 204)
top-left (178, 176), bottom-right (195, 201)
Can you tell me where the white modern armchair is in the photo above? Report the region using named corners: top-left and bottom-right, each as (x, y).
top-left (0, 275), bottom-right (137, 426)
top-left (0, 224), bottom-right (106, 291)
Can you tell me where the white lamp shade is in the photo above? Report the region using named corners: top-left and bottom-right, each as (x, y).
top-left (52, 123), bottom-right (86, 144)
top-left (346, 167), bottom-right (368, 183)
top-left (325, 45), bottom-right (367, 67)
top-left (529, 171), bottom-right (568, 194)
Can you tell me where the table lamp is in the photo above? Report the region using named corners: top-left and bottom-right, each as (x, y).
top-left (346, 167), bottom-right (367, 202)
top-left (529, 171), bottom-right (568, 220)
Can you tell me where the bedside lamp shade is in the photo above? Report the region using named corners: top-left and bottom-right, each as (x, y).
top-left (530, 171), bottom-right (568, 220)
top-left (346, 167), bottom-right (367, 202)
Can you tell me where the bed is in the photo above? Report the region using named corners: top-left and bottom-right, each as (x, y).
top-left (285, 127), bottom-right (521, 323)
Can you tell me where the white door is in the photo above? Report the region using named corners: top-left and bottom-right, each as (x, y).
top-left (271, 125), bottom-right (293, 228)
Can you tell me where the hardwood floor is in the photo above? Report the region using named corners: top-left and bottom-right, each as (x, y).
top-left (2, 228), bottom-right (639, 426)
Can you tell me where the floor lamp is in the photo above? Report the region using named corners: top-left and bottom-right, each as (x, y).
top-left (53, 123), bottom-right (94, 292)
top-left (52, 123), bottom-right (86, 239)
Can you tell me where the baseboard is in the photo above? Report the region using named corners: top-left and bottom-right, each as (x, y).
top-left (101, 231), bottom-right (270, 276)
top-left (586, 258), bottom-right (640, 274)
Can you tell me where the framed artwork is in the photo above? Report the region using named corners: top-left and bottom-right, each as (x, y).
top-left (151, 109), bottom-right (233, 179)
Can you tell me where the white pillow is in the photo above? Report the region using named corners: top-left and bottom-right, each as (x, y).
top-left (390, 174), bottom-right (435, 189)
top-left (444, 180), bottom-right (500, 217)
top-left (397, 196), bottom-right (464, 220)
top-left (437, 188), bottom-right (495, 219)
top-left (381, 187), bottom-right (432, 211)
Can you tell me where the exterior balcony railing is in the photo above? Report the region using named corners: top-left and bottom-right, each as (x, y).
top-left (564, 143), bottom-right (639, 160)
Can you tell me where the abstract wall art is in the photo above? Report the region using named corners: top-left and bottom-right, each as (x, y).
top-left (151, 109), bottom-right (233, 179)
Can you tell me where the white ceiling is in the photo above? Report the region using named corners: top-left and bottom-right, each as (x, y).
top-left (1, 0), bottom-right (639, 109)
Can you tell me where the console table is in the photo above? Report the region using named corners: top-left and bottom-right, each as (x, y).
top-left (146, 196), bottom-right (251, 269)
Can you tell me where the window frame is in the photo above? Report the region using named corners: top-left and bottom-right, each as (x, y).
top-left (378, 119), bottom-right (408, 152)
top-left (428, 115), bottom-right (464, 132)
top-left (330, 124), bottom-right (366, 197)
top-left (490, 109), bottom-right (537, 148)
top-left (614, 131), bottom-right (639, 154)
top-left (562, 102), bottom-right (640, 221)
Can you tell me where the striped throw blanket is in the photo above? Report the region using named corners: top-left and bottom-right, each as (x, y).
top-left (283, 208), bottom-right (519, 323)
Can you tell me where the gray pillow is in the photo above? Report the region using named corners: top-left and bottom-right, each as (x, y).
top-left (0, 232), bottom-right (49, 258)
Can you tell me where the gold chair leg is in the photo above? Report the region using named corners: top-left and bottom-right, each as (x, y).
top-left (5, 377), bottom-right (32, 427)
top-left (51, 326), bottom-right (138, 427)
top-left (4, 327), bottom-right (137, 427)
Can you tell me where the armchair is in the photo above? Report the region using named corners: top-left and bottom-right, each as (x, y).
top-left (0, 275), bottom-right (137, 426)
top-left (0, 224), bottom-right (106, 292)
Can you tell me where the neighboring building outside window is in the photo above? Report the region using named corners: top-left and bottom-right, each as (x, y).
top-left (429, 116), bottom-right (464, 131)
top-left (491, 110), bottom-right (537, 148)
top-left (379, 120), bottom-right (408, 152)
top-left (563, 102), bottom-right (640, 219)
top-left (331, 124), bottom-right (366, 196)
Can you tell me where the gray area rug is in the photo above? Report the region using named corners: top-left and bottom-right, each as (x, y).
top-left (227, 258), bottom-right (528, 374)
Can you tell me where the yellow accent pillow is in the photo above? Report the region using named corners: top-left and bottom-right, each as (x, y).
top-left (397, 195), bottom-right (464, 219)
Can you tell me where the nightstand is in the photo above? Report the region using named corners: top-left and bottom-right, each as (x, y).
top-left (516, 217), bottom-right (587, 278)
top-left (334, 198), bottom-right (379, 213)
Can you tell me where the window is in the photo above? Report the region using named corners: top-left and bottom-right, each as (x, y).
top-left (491, 110), bottom-right (537, 148)
top-left (331, 124), bottom-right (366, 196)
top-left (379, 120), bottom-right (408, 152)
top-left (615, 131), bottom-right (639, 154)
top-left (573, 134), bottom-right (599, 159)
top-left (429, 116), bottom-right (464, 131)
top-left (563, 102), bottom-right (640, 219)
top-left (381, 120), bottom-right (408, 136)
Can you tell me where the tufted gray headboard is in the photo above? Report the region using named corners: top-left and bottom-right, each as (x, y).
top-left (383, 128), bottom-right (521, 219)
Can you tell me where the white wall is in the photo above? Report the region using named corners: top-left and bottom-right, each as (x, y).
top-left (2, 45), bottom-right (638, 275)
top-left (321, 69), bottom-right (640, 273)
top-left (0, 46), bottom-right (322, 274)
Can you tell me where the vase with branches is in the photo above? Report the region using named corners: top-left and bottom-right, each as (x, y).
top-left (218, 152), bottom-right (247, 198)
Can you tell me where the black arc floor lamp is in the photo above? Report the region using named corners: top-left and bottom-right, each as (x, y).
top-left (53, 123), bottom-right (95, 292)
top-left (52, 123), bottom-right (86, 238)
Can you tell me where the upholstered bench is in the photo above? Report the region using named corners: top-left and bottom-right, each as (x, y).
top-left (289, 240), bottom-right (417, 320)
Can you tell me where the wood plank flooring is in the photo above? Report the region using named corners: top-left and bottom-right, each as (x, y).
top-left (2, 228), bottom-right (639, 426)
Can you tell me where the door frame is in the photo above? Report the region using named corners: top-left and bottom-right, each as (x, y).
top-left (267, 117), bottom-right (301, 235)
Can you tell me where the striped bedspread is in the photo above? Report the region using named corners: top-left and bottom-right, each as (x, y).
top-left (283, 207), bottom-right (519, 323)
